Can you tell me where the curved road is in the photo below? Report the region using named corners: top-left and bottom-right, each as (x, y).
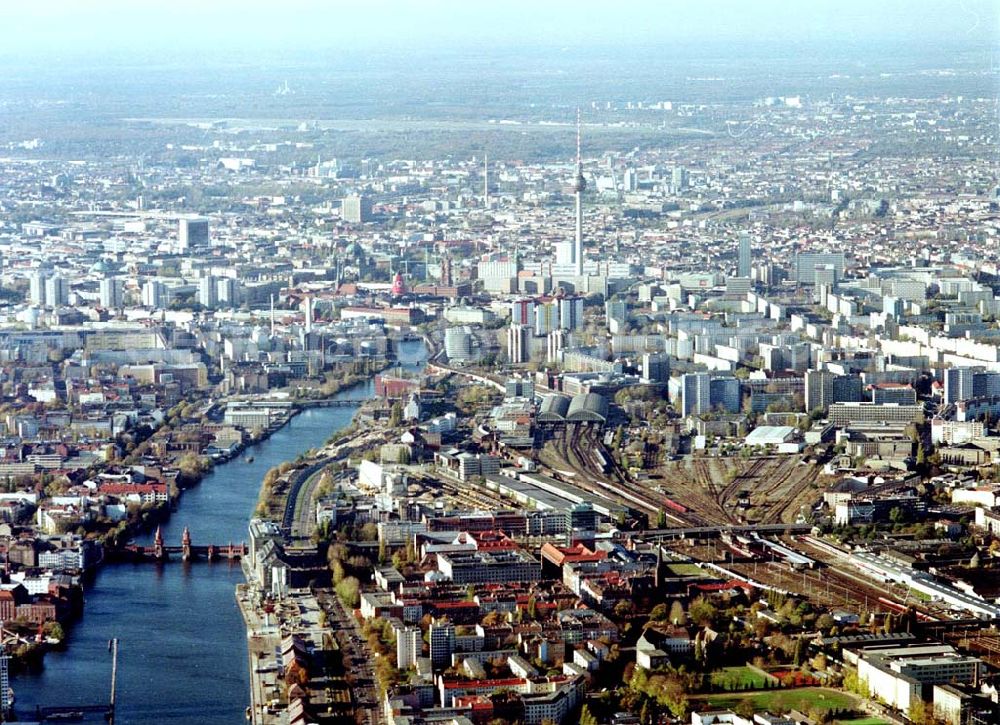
top-left (283, 458), bottom-right (331, 538)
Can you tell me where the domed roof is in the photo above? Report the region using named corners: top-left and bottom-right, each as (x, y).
top-left (91, 259), bottom-right (116, 274)
top-left (344, 241), bottom-right (367, 259)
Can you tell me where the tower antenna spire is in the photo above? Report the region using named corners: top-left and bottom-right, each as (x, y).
top-left (576, 108), bottom-right (582, 170)
top-left (572, 108), bottom-right (586, 276)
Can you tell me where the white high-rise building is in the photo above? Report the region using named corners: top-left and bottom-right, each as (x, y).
top-left (396, 627), bottom-right (422, 670)
top-left (507, 323), bottom-right (531, 364)
top-left (795, 252), bottom-right (845, 284)
top-left (29, 271), bottom-right (48, 306)
top-left (623, 167), bottom-right (638, 192)
top-left (605, 299), bottom-right (627, 326)
top-left (142, 280), bottom-right (167, 309)
top-left (99, 278), bottom-right (123, 309)
top-left (642, 353), bottom-right (670, 383)
top-left (547, 329), bottom-right (566, 364)
top-left (45, 276), bottom-right (68, 307)
top-left (198, 275), bottom-right (218, 308)
top-left (555, 241), bottom-right (576, 269)
top-left (671, 166), bottom-right (689, 191)
top-left (216, 278), bottom-right (239, 308)
top-left (680, 373), bottom-right (711, 417)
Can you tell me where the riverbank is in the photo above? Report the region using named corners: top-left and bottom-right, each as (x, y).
top-left (12, 403), bottom-right (369, 723)
top-left (100, 356), bottom-right (398, 555)
top-left (236, 340), bottom-right (427, 725)
top-left (236, 582), bottom-right (279, 725)
top-left (10, 340), bottom-right (426, 721)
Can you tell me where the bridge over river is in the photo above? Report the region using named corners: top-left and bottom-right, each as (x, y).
top-left (115, 526), bottom-right (246, 563)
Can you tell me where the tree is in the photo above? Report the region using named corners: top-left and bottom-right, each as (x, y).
top-left (579, 705), bottom-right (598, 725)
top-left (688, 597), bottom-right (716, 626)
top-left (177, 452), bottom-right (210, 479)
top-left (526, 595), bottom-right (538, 621)
top-left (734, 700), bottom-right (755, 719)
top-left (792, 637), bottom-right (805, 667)
top-left (693, 639), bottom-right (704, 665)
top-left (335, 576), bottom-right (361, 608)
top-left (615, 599), bottom-right (635, 618)
top-left (389, 402), bottom-right (403, 428)
top-left (908, 700), bottom-right (932, 725)
top-left (639, 699), bottom-right (651, 725)
top-left (649, 603), bottom-right (669, 621)
top-left (42, 621), bottom-right (65, 642)
top-left (815, 613), bottom-right (835, 632)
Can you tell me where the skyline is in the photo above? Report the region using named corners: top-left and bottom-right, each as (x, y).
top-left (2, 3), bottom-right (1000, 724)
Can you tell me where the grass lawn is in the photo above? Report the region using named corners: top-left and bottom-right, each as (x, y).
top-left (709, 666), bottom-right (771, 691)
top-left (702, 687), bottom-right (857, 713)
top-left (835, 719), bottom-right (888, 725)
top-left (667, 563), bottom-right (705, 577)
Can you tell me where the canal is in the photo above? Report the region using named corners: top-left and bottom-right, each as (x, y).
top-left (15, 340), bottom-right (426, 723)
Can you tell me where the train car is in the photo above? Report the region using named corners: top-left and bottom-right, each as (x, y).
top-left (662, 497), bottom-right (688, 514)
top-left (877, 597), bottom-right (938, 622)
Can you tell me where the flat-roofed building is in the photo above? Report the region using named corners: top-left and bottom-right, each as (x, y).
top-left (829, 402), bottom-right (924, 427)
top-left (436, 549), bottom-right (540, 585)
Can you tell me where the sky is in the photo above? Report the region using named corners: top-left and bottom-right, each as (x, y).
top-left (0, 0), bottom-right (997, 62)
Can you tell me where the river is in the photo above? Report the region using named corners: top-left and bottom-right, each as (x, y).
top-left (14, 340), bottom-right (426, 723)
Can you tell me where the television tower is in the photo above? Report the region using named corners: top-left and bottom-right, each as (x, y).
top-left (573, 109), bottom-right (586, 276)
top-left (483, 153), bottom-right (490, 209)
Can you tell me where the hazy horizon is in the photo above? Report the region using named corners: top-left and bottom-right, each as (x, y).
top-left (0, 0), bottom-right (997, 65)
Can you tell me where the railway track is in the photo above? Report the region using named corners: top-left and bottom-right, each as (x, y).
top-left (554, 424), bottom-right (696, 526)
top-left (760, 466), bottom-right (818, 524)
top-left (789, 536), bottom-right (945, 620)
top-left (956, 634), bottom-right (1000, 668)
top-left (435, 476), bottom-right (507, 510)
top-left (717, 458), bottom-right (768, 521)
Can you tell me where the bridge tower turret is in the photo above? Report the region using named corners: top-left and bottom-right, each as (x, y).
top-left (153, 526), bottom-right (165, 560)
top-left (182, 526), bottom-right (192, 561)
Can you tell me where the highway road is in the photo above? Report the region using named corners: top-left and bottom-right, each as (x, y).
top-left (283, 458), bottom-right (331, 537)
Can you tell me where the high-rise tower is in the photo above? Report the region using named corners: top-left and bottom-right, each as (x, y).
top-left (573, 109), bottom-right (585, 276)
top-left (738, 231), bottom-right (752, 278)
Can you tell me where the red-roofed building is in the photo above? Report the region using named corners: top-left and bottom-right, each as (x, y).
top-left (97, 482), bottom-right (168, 505)
top-left (452, 695), bottom-right (495, 722)
top-left (470, 531), bottom-right (518, 552)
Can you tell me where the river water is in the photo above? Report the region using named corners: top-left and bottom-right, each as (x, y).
top-left (15, 340), bottom-right (425, 723)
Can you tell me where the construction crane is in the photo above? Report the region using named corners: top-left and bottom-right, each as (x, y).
top-left (28, 637), bottom-right (119, 723)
